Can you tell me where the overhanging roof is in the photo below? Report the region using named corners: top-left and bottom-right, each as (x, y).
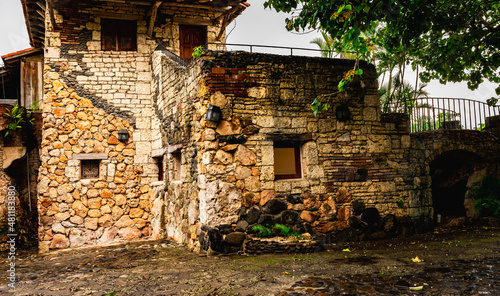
top-left (22, 0), bottom-right (249, 49)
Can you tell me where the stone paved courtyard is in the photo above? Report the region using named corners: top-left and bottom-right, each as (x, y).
top-left (1, 226), bottom-right (499, 296)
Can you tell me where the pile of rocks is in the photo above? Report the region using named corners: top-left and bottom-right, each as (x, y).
top-left (335, 201), bottom-right (433, 242)
top-left (199, 197), bottom-right (317, 254)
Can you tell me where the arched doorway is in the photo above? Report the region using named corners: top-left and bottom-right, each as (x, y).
top-left (430, 150), bottom-right (486, 218)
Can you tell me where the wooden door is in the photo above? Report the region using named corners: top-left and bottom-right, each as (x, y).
top-left (179, 25), bottom-right (206, 60)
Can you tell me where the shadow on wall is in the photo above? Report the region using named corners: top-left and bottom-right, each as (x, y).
top-left (430, 150), bottom-right (487, 219)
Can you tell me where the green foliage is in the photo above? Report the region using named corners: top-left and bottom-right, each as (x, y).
top-left (396, 200), bottom-right (404, 208)
top-left (310, 32), bottom-right (336, 58)
top-left (192, 46), bottom-right (204, 58)
top-left (469, 178), bottom-right (500, 218)
top-left (252, 223), bottom-right (299, 238)
top-left (265, 0), bottom-right (500, 101)
top-left (103, 291), bottom-right (117, 296)
top-left (3, 105), bottom-right (32, 138)
top-left (487, 97), bottom-right (499, 107)
top-left (29, 100), bottom-right (41, 111)
top-left (310, 98), bottom-right (330, 117)
top-left (411, 111), bottom-right (461, 132)
top-left (252, 224), bottom-right (271, 237)
top-left (272, 223), bottom-right (299, 237)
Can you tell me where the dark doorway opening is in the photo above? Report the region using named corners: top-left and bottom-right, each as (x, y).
top-left (179, 25), bottom-right (206, 60)
top-left (430, 150), bottom-right (486, 218)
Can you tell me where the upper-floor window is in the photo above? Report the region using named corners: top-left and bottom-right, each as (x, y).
top-left (101, 18), bottom-right (137, 51)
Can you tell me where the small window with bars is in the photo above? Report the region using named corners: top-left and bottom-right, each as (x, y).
top-left (81, 160), bottom-right (100, 179)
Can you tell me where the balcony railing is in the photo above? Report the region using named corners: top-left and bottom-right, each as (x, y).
top-left (205, 42), bottom-right (333, 57)
top-left (382, 97), bottom-right (500, 133)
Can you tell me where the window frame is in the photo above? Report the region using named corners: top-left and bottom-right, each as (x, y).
top-left (273, 142), bottom-right (302, 180)
top-left (155, 156), bottom-right (164, 181)
top-left (172, 151), bottom-right (182, 181)
top-left (80, 159), bottom-right (101, 180)
top-left (101, 18), bottom-right (137, 51)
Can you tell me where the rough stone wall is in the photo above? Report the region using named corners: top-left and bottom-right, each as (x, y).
top-left (149, 50), bottom-right (203, 245)
top-left (37, 0), bottom-right (228, 252)
top-left (153, 51), bottom-right (417, 250)
top-left (196, 52), bottom-right (411, 234)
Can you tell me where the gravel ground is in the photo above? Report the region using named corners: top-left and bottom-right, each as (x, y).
top-left (1, 226), bottom-right (499, 296)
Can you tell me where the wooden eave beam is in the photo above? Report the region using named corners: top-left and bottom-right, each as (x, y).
top-left (216, 14), bottom-right (228, 41)
top-left (47, 0), bottom-right (57, 30)
top-left (215, 3), bottom-right (244, 40)
top-left (99, 0), bottom-right (153, 5)
top-left (147, 1), bottom-right (163, 38)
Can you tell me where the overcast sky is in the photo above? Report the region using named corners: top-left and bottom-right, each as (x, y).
top-left (0, 0), bottom-right (497, 101)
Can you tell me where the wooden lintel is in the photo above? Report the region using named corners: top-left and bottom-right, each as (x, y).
top-left (73, 153), bottom-right (109, 160)
top-left (47, 0), bottom-right (56, 30)
top-left (96, 12), bottom-right (143, 20)
top-left (172, 17), bottom-right (213, 26)
top-left (147, 1), bottom-right (163, 38)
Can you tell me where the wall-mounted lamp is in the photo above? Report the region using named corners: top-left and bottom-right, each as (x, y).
top-left (118, 129), bottom-right (129, 142)
top-left (205, 105), bottom-right (222, 123)
top-left (335, 105), bottom-right (351, 122)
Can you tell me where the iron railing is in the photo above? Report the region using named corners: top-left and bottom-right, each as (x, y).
top-left (157, 47), bottom-right (190, 67)
top-left (382, 97), bottom-right (500, 133)
top-left (205, 42), bottom-right (336, 57)
top-left (160, 42), bottom-right (341, 67)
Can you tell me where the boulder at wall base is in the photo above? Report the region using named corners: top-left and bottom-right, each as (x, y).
top-left (361, 207), bottom-right (380, 225)
top-left (352, 200), bottom-right (366, 215)
top-left (379, 214), bottom-right (400, 236)
top-left (286, 194), bottom-right (303, 204)
top-left (336, 227), bottom-right (360, 243)
top-left (264, 198), bottom-right (288, 215)
top-left (349, 215), bottom-right (368, 230)
top-left (257, 214), bottom-right (282, 226)
top-left (245, 206), bottom-right (262, 224)
top-left (224, 232), bottom-right (247, 246)
top-left (295, 222), bottom-right (313, 234)
top-left (281, 210), bottom-right (301, 225)
top-left (217, 224), bottom-right (233, 235)
top-left (200, 225), bottom-right (225, 253)
top-left (235, 220), bottom-right (249, 232)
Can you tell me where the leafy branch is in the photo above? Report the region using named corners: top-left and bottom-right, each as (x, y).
top-left (2, 105), bottom-right (34, 138)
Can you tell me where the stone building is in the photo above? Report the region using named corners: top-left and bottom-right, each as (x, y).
top-left (1, 0), bottom-right (498, 253)
top-left (18, 0), bottom-right (249, 252)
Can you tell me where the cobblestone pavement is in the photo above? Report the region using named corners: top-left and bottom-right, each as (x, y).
top-left (1, 228), bottom-right (499, 296)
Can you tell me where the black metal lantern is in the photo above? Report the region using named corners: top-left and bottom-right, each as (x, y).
top-left (205, 105), bottom-right (222, 122)
top-left (335, 105), bottom-right (351, 121)
top-left (118, 129), bottom-right (129, 142)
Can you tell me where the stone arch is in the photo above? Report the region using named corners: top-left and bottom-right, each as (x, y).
top-left (429, 149), bottom-right (487, 219)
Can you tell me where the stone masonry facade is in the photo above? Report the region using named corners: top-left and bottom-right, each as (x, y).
top-left (37, 0), bottom-right (230, 252)
top-left (149, 51), bottom-right (419, 252)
